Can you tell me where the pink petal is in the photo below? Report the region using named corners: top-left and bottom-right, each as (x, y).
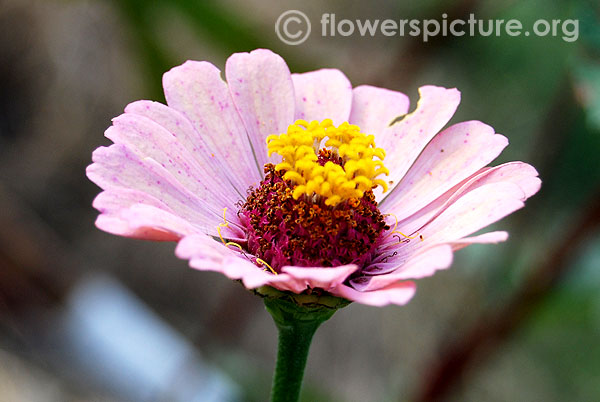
top-left (177, 235), bottom-right (362, 294)
top-left (96, 204), bottom-right (199, 241)
top-left (125, 100), bottom-right (260, 197)
top-left (450, 231), bottom-right (509, 251)
top-left (161, 61), bottom-right (262, 192)
top-left (331, 282), bottom-right (416, 307)
top-left (382, 120), bottom-right (508, 219)
top-left (360, 245), bottom-right (454, 291)
top-left (349, 85), bottom-right (410, 135)
top-left (279, 264), bottom-right (359, 293)
top-left (351, 231), bottom-right (507, 303)
top-left (377, 86), bottom-right (461, 201)
top-left (93, 187), bottom-right (174, 213)
top-left (468, 162), bottom-right (541, 199)
top-left (391, 181), bottom-right (526, 260)
top-left (225, 49), bottom-right (295, 168)
top-left (385, 161), bottom-right (540, 238)
top-left (87, 144), bottom-right (240, 235)
top-left (92, 188), bottom-right (192, 240)
top-left (177, 233), bottom-right (362, 293)
top-left (291, 69), bottom-right (352, 125)
top-left (176, 234), bottom-right (293, 289)
top-left (105, 113), bottom-right (241, 209)
top-left (96, 215), bottom-right (180, 241)
top-left (92, 185), bottom-right (244, 242)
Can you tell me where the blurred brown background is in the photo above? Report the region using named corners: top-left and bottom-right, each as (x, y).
top-left (1, 0), bottom-right (599, 401)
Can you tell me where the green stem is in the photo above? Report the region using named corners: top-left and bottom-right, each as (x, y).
top-left (270, 313), bottom-right (322, 402)
top-left (262, 292), bottom-right (346, 402)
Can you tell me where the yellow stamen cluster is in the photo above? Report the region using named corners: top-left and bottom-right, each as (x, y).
top-left (266, 119), bottom-right (389, 206)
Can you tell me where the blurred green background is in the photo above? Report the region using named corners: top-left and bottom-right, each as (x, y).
top-left (0, 0), bottom-right (599, 401)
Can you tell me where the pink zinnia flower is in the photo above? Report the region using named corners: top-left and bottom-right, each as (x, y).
top-left (86, 49), bottom-right (540, 307)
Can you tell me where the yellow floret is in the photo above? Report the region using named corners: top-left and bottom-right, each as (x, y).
top-left (266, 119), bottom-right (389, 206)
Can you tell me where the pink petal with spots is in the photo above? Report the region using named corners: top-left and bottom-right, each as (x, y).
top-left (225, 49), bottom-right (295, 168)
top-left (331, 282), bottom-right (417, 307)
top-left (383, 121), bottom-right (508, 220)
top-left (106, 113), bottom-right (242, 209)
top-left (377, 86), bottom-right (461, 202)
top-left (349, 85), bottom-right (410, 135)
top-left (162, 61), bottom-right (262, 192)
top-left (291, 69), bottom-right (352, 126)
top-left (86, 144), bottom-right (243, 238)
top-left (125, 100), bottom-right (260, 197)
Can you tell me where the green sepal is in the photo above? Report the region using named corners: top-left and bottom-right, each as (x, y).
top-left (254, 285), bottom-right (351, 311)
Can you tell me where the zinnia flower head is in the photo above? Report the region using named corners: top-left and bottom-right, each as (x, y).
top-left (87, 49), bottom-right (540, 307)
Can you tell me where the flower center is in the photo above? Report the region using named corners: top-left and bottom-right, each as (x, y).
top-left (240, 120), bottom-right (390, 272)
top-left (266, 119), bottom-right (389, 206)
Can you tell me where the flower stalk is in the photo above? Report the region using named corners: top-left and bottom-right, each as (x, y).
top-left (259, 287), bottom-right (349, 402)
